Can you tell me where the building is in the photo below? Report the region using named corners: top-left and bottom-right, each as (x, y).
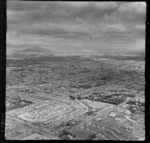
top-left (109, 112), bottom-right (116, 117)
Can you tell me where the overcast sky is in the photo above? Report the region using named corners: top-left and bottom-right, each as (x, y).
top-left (7, 1), bottom-right (146, 54)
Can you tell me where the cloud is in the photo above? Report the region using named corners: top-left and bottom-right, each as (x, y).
top-left (7, 2), bottom-right (146, 25)
top-left (118, 2), bottom-right (146, 14)
top-left (7, 1), bottom-right (45, 11)
top-left (18, 24), bottom-right (90, 38)
top-left (117, 2), bottom-right (146, 24)
top-left (57, 2), bottom-right (91, 8)
top-left (7, 2), bottom-right (146, 54)
top-left (93, 2), bottom-right (118, 9)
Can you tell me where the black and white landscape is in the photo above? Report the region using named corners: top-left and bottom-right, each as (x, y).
top-left (6, 1), bottom-right (145, 140)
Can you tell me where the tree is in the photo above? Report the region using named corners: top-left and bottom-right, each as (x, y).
top-left (70, 95), bottom-right (76, 100)
top-left (62, 135), bottom-right (71, 140)
top-left (77, 96), bottom-right (81, 100)
top-left (87, 111), bottom-right (94, 116)
top-left (86, 133), bottom-right (96, 140)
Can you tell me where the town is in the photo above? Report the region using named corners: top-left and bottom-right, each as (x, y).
top-left (6, 55), bottom-right (145, 140)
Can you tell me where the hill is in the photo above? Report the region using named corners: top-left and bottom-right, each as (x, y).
top-left (7, 46), bottom-right (55, 59)
top-left (19, 47), bottom-right (53, 54)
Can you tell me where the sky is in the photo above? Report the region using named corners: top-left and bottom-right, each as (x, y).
top-left (7, 1), bottom-right (146, 55)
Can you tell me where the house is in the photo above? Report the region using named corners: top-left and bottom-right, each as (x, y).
top-left (109, 112), bottom-right (116, 117)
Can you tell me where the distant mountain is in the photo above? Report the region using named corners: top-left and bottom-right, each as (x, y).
top-left (135, 50), bottom-right (145, 56)
top-left (18, 47), bottom-right (53, 54)
top-left (7, 46), bottom-right (55, 59)
top-left (125, 50), bottom-right (145, 56)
